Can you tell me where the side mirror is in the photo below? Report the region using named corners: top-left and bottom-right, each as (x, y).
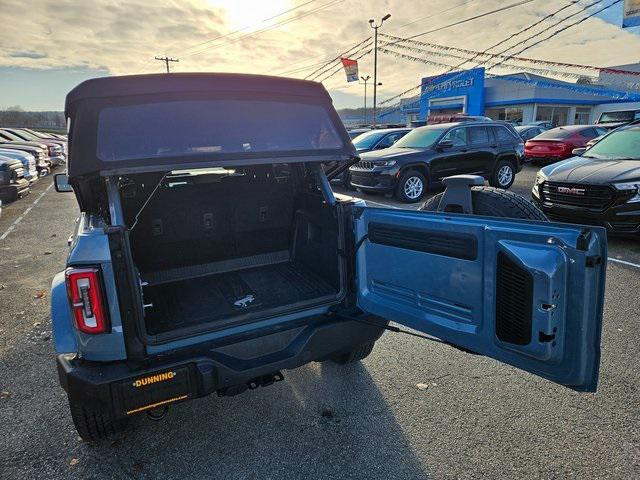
top-left (572, 147), bottom-right (587, 156)
top-left (437, 140), bottom-right (454, 150)
top-left (54, 173), bottom-right (73, 192)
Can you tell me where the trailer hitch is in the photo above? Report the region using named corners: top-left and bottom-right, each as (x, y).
top-left (435, 175), bottom-right (485, 214)
top-left (217, 371), bottom-right (285, 397)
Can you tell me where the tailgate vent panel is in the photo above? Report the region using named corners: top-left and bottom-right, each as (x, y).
top-left (495, 252), bottom-right (533, 345)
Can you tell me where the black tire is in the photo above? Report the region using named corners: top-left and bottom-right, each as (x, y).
top-left (331, 342), bottom-right (375, 364)
top-left (69, 399), bottom-right (128, 441)
top-left (489, 159), bottom-right (516, 189)
top-left (395, 170), bottom-right (426, 203)
top-left (420, 186), bottom-right (548, 221)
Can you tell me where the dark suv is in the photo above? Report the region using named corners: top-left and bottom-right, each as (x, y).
top-left (349, 121), bottom-right (524, 202)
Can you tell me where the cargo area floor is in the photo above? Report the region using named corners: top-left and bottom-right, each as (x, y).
top-left (142, 262), bottom-right (336, 335)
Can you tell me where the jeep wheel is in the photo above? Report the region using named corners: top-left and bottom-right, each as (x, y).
top-left (68, 399), bottom-right (128, 442)
top-left (489, 160), bottom-right (515, 189)
top-left (420, 186), bottom-right (547, 221)
top-left (331, 342), bottom-right (375, 364)
top-left (396, 170), bottom-right (426, 203)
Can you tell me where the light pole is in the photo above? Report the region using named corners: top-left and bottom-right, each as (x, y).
top-left (360, 75), bottom-right (370, 125)
top-left (369, 13), bottom-right (391, 128)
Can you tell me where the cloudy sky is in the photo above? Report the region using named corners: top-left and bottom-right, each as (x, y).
top-left (1, 0), bottom-right (640, 111)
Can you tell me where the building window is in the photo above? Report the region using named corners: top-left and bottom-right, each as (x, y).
top-left (536, 106), bottom-right (569, 127)
top-left (574, 107), bottom-right (591, 125)
top-left (485, 106), bottom-right (524, 124)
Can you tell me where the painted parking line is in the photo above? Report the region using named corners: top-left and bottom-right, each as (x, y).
top-left (0, 183), bottom-right (53, 241)
top-left (608, 257), bottom-right (640, 270)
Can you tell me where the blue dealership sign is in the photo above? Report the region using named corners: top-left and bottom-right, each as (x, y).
top-left (419, 67), bottom-right (485, 120)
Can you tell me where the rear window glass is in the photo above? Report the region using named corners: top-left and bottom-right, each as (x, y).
top-left (492, 126), bottom-right (516, 142)
top-left (536, 128), bottom-right (574, 139)
top-left (468, 127), bottom-right (489, 145)
top-left (96, 100), bottom-right (343, 161)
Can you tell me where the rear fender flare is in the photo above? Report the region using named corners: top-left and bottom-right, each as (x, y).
top-left (51, 271), bottom-right (78, 354)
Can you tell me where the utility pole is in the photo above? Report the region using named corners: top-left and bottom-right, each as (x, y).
top-left (369, 13), bottom-right (391, 128)
top-left (154, 56), bottom-right (179, 73)
top-left (360, 75), bottom-right (370, 125)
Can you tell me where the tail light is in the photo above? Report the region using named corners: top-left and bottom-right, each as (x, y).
top-left (65, 267), bottom-right (109, 334)
top-left (47, 145), bottom-right (55, 155)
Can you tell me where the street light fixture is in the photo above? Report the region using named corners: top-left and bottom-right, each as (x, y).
top-left (369, 13), bottom-right (391, 128)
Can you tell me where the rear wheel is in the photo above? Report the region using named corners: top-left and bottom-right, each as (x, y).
top-left (420, 186), bottom-right (547, 221)
top-left (489, 159), bottom-right (515, 189)
top-left (331, 342), bottom-right (375, 364)
top-left (396, 170), bottom-right (426, 203)
top-left (68, 399), bottom-right (128, 442)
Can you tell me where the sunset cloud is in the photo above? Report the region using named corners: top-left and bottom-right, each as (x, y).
top-left (1, 0), bottom-right (639, 108)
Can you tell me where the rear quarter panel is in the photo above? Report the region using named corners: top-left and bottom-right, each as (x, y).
top-left (61, 215), bottom-right (128, 361)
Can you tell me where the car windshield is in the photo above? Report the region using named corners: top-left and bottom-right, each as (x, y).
top-left (352, 131), bottom-right (386, 149)
top-left (12, 130), bottom-right (38, 141)
top-left (0, 131), bottom-right (25, 141)
top-left (393, 127), bottom-right (446, 148)
top-left (583, 127), bottom-right (640, 160)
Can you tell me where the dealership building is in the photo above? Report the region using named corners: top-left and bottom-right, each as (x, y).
top-left (379, 65), bottom-right (640, 126)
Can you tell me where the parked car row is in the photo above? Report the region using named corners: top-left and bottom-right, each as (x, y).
top-left (0, 127), bottom-right (67, 209)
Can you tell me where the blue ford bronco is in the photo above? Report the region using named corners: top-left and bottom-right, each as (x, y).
top-left (52, 73), bottom-right (607, 441)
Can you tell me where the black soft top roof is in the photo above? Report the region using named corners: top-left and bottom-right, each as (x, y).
top-left (65, 73), bottom-right (330, 112)
top-left (65, 73), bottom-right (354, 179)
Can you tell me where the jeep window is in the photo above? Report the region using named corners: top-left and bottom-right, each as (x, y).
top-left (468, 126), bottom-right (489, 145)
top-left (583, 126), bottom-right (640, 160)
top-left (493, 126), bottom-right (517, 142)
top-left (393, 127), bottom-right (446, 148)
top-left (96, 100), bottom-right (343, 162)
top-left (441, 127), bottom-right (468, 147)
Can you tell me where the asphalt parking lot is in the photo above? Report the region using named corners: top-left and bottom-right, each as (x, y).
top-left (0, 165), bottom-right (639, 479)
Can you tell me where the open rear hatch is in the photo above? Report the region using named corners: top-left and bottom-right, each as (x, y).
top-left (118, 163), bottom-right (345, 340)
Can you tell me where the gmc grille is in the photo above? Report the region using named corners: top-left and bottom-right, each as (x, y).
top-left (540, 181), bottom-right (615, 210)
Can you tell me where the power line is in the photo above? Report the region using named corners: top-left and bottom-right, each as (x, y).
top-left (316, 0), bottom-right (538, 86)
top-left (183, 0), bottom-right (343, 59)
top-left (488, 0), bottom-right (624, 70)
top-left (172, 0), bottom-right (318, 58)
top-left (394, 0), bottom-right (477, 30)
top-left (392, 0), bottom-right (538, 43)
top-left (379, 33), bottom-right (640, 78)
top-left (378, 0), bottom-right (627, 117)
top-left (306, 38), bottom-right (373, 80)
top-left (453, 0), bottom-right (581, 70)
top-left (377, 0), bottom-right (615, 108)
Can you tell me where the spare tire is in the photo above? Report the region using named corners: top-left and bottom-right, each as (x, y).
top-left (420, 186), bottom-right (547, 221)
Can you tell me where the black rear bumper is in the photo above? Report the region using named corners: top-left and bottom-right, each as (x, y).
top-left (57, 315), bottom-right (385, 419)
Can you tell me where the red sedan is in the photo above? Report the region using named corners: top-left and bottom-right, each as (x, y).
top-left (525, 125), bottom-right (608, 164)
